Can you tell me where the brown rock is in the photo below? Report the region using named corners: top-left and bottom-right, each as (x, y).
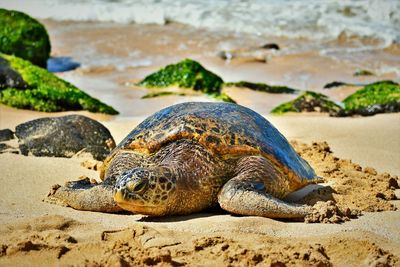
top-left (388, 177), bottom-right (399, 189)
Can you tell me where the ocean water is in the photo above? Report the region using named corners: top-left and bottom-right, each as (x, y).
top-left (1, 0), bottom-right (399, 46)
top-left (1, 0), bottom-right (399, 103)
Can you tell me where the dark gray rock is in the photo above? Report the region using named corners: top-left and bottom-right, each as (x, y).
top-left (260, 43), bottom-right (280, 50)
top-left (0, 57), bottom-right (28, 90)
top-left (0, 128), bottom-right (14, 141)
top-left (15, 115), bottom-right (115, 160)
top-left (323, 81), bottom-right (348, 89)
top-left (346, 102), bottom-right (400, 116)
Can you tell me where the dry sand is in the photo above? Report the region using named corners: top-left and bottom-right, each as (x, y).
top-left (0, 104), bottom-right (399, 266)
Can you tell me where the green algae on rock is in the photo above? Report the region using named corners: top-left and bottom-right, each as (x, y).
top-left (343, 80), bottom-right (400, 116)
top-left (142, 90), bottom-right (236, 103)
top-left (138, 59), bottom-right (234, 102)
top-left (0, 8), bottom-right (51, 68)
top-left (224, 81), bottom-right (299, 94)
top-left (141, 91), bottom-right (186, 99)
top-left (271, 91), bottom-right (343, 115)
top-left (207, 92), bottom-right (236, 103)
top-left (0, 54), bottom-right (118, 114)
top-left (138, 59), bottom-right (224, 95)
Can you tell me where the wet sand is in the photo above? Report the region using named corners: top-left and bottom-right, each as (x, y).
top-left (0, 19), bottom-right (400, 266)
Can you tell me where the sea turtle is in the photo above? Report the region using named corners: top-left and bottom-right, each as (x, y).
top-left (48, 102), bottom-right (323, 218)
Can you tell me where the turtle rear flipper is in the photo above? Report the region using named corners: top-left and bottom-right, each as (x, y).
top-left (218, 156), bottom-right (312, 219)
top-left (45, 178), bottom-right (123, 213)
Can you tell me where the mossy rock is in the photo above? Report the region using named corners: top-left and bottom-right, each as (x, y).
top-left (138, 59), bottom-right (223, 95)
top-left (141, 91), bottom-right (186, 99)
top-left (141, 90), bottom-right (236, 103)
top-left (353, 69), bottom-right (375, 76)
top-left (0, 54), bottom-right (118, 114)
top-left (224, 81), bottom-right (299, 94)
top-left (0, 57), bottom-right (28, 89)
top-left (343, 80), bottom-right (400, 116)
top-left (271, 91), bottom-right (343, 115)
top-left (0, 8), bottom-right (51, 67)
top-left (323, 81), bottom-right (352, 89)
top-left (207, 92), bottom-right (236, 103)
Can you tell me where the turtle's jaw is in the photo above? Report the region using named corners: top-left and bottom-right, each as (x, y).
top-left (113, 190), bottom-right (165, 215)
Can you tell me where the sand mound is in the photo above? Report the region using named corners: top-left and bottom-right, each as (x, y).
top-left (290, 141), bottom-right (398, 223)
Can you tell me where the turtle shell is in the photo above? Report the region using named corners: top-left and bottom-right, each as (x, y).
top-left (103, 102), bottom-right (315, 181)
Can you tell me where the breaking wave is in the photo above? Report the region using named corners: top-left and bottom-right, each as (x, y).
top-left (2, 0), bottom-right (399, 46)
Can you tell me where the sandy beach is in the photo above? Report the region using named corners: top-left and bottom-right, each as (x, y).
top-left (1, 9), bottom-right (400, 266)
top-left (1, 105), bottom-right (400, 266)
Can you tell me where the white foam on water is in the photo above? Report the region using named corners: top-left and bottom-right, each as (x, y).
top-left (377, 65), bottom-right (400, 76)
top-left (78, 49), bottom-right (153, 71)
top-left (1, 0), bottom-right (399, 45)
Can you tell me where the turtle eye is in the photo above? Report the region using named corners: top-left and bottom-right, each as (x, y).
top-left (127, 180), bottom-right (149, 194)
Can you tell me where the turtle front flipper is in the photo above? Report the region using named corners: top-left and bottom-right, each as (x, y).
top-left (218, 156), bottom-right (312, 219)
top-left (218, 178), bottom-right (311, 218)
top-left (46, 178), bottom-right (123, 213)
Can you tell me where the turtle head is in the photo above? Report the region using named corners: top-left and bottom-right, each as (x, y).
top-left (113, 167), bottom-right (176, 215)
